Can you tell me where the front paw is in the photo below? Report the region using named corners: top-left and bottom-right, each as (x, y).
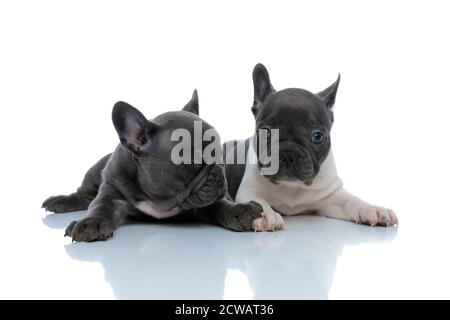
top-left (357, 205), bottom-right (397, 227)
top-left (252, 206), bottom-right (285, 232)
top-left (222, 201), bottom-right (263, 231)
top-left (42, 194), bottom-right (86, 213)
top-left (65, 216), bottom-right (114, 242)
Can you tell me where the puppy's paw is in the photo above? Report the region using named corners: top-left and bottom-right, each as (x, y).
top-left (356, 205), bottom-right (397, 227)
top-left (222, 201), bottom-right (263, 231)
top-left (42, 194), bottom-right (87, 213)
top-left (252, 206), bottom-right (285, 232)
top-left (65, 216), bottom-right (114, 242)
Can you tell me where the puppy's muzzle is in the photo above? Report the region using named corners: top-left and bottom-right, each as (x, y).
top-left (177, 164), bottom-right (226, 210)
top-left (277, 143), bottom-right (315, 181)
top-left (280, 149), bottom-right (312, 170)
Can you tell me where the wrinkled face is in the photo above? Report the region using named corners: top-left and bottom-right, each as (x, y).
top-left (138, 111), bottom-right (223, 198)
top-left (112, 91), bottom-right (226, 208)
top-left (251, 64), bottom-right (340, 185)
top-left (255, 89), bottom-right (333, 184)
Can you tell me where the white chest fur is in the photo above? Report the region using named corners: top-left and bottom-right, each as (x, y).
top-left (236, 140), bottom-right (343, 216)
top-left (135, 201), bottom-right (180, 219)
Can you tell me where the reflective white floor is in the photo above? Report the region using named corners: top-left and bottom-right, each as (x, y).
top-left (2, 0), bottom-right (450, 301)
top-left (2, 198), bottom-right (450, 299)
top-left (42, 213), bottom-right (398, 300)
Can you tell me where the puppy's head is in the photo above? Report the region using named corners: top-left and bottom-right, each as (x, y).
top-left (112, 90), bottom-right (225, 206)
top-left (251, 63), bottom-right (340, 185)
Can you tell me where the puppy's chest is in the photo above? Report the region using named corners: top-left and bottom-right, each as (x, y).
top-left (263, 184), bottom-right (319, 215)
top-left (134, 201), bottom-right (180, 219)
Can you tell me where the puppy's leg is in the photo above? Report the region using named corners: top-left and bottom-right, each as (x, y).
top-left (64, 182), bottom-right (128, 242)
top-left (42, 193), bottom-right (89, 213)
top-left (193, 198), bottom-right (263, 231)
top-left (235, 187), bottom-right (285, 232)
top-left (42, 154), bottom-right (110, 213)
top-left (318, 188), bottom-right (398, 226)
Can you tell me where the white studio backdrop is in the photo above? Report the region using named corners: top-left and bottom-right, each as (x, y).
top-left (0, 0), bottom-right (450, 298)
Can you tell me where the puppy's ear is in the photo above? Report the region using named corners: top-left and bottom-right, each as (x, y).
top-left (252, 63), bottom-right (275, 117)
top-left (317, 74), bottom-right (341, 109)
top-left (182, 89), bottom-right (199, 115)
top-left (112, 101), bottom-right (157, 156)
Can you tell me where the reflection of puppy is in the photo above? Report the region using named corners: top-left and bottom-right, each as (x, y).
top-left (41, 213), bottom-right (396, 299)
top-left (242, 216), bottom-right (398, 299)
top-left (42, 91), bottom-right (262, 242)
top-left (225, 64), bottom-right (398, 231)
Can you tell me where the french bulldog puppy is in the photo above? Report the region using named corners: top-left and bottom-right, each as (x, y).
top-left (42, 91), bottom-right (262, 242)
top-left (224, 64), bottom-right (398, 232)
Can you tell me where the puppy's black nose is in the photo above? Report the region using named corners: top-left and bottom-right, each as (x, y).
top-left (280, 150), bottom-right (304, 164)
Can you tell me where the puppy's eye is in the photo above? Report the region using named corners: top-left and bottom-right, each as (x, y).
top-left (259, 127), bottom-right (271, 140)
top-left (311, 131), bottom-right (325, 144)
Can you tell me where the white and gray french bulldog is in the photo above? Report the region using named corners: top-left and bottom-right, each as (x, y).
top-left (42, 91), bottom-right (263, 242)
top-left (224, 64), bottom-right (398, 232)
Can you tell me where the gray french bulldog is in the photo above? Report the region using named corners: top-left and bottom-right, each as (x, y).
top-left (42, 91), bottom-right (262, 242)
top-left (224, 64), bottom-right (398, 231)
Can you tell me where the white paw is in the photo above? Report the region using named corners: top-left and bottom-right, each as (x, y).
top-left (252, 206), bottom-right (285, 232)
top-left (356, 205), bottom-right (397, 227)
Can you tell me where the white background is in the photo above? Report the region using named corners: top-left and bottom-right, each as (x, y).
top-left (1, 0), bottom-right (450, 299)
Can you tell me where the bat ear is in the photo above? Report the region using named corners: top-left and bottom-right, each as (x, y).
top-left (251, 63), bottom-right (275, 117)
top-left (317, 74), bottom-right (341, 109)
top-left (112, 101), bottom-right (158, 156)
top-left (182, 89), bottom-right (199, 115)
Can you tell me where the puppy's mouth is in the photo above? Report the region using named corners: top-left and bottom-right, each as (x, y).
top-left (264, 170), bottom-right (316, 186)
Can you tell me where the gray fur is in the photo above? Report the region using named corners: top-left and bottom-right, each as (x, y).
top-left (223, 139), bottom-right (250, 200)
top-left (43, 91), bottom-right (262, 241)
top-left (182, 89), bottom-right (199, 115)
top-left (224, 63), bottom-right (340, 192)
